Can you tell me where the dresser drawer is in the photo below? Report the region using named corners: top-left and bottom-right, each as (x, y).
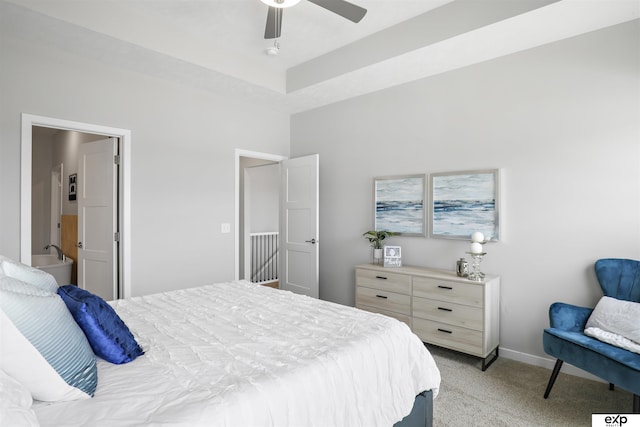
top-left (356, 304), bottom-right (412, 327)
top-left (413, 297), bottom-right (483, 331)
top-left (355, 268), bottom-right (411, 295)
top-left (356, 286), bottom-right (411, 315)
top-left (412, 317), bottom-right (483, 357)
top-left (413, 277), bottom-right (483, 307)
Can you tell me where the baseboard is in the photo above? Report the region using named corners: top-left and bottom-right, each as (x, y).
top-left (499, 347), bottom-right (605, 383)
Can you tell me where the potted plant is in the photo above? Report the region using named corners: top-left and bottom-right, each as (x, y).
top-left (362, 230), bottom-right (394, 264)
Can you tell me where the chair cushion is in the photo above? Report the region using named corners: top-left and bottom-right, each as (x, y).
top-left (544, 328), bottom-right (640, 371)
top-left (543, 328), bottom-right (640, 395)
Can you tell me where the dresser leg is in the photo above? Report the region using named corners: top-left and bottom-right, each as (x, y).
top-left (481, 347), bottom-right (499, 371)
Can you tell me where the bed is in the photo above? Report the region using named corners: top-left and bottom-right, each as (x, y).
top-left (2, 272), bottom-right (440, 426)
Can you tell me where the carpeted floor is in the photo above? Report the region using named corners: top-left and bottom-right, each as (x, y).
top-left (428, 345), bottom-right (633, 426)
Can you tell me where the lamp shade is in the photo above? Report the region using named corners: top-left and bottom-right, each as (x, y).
top-left (261, 0), bottom-right (301, 7)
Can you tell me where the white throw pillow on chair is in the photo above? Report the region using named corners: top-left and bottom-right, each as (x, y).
top-left (584, 296), bottom-right (640, 352)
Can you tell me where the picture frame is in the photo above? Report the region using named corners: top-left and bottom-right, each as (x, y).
top-left (384, 246), bottom-right (401, 258)
top-left (383, 245), bottom-right (402, 268)
top-left (374, 174), bottom-right (426, 236)
top-left (68, 173), bottom-right (77, 201)
top-left (429, 169), bottom-right (500, 241)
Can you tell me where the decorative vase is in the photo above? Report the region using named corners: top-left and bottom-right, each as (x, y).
top-left (466, 252), bottom-right (486, 281)
top-left (373, 248), bottom-right (383, 265)
top-left (456, 258), bottom-right (469, 277)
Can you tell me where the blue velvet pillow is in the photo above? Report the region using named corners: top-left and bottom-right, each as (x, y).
top-left (57, 285), bottom-right (144, 364)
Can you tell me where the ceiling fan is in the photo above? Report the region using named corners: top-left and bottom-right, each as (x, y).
top-left (261, 0), bottom-right (367, 39)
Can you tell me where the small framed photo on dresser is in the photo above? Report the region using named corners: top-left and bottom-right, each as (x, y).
top-left (383, 246), bottom-right (402, 268)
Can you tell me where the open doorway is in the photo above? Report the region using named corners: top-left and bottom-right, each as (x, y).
top-left (235, 150), bottom-right (320, 299)
top-left (21, 114), bottom-right (132, 299)
top-left (32, 126), bottom-right (109, 286)
top-left (235, 150), bottom-right (286, 287)
top-left (243, 159), bottom-right (279, 287)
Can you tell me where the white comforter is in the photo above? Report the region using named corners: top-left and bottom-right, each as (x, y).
top-left (33, 281), bottom-right (440, 426)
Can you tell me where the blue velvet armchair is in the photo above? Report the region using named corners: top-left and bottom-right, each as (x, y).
top-left (542, 258), bottom-right (640, 412)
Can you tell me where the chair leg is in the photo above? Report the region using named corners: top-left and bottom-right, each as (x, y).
top-left (634, 394), bottom-right (639, 413)
top-left (544, 359), bottom-right (563, 399)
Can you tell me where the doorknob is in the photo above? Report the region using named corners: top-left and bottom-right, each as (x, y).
top-left (77, 242), bottom-right (83, 248)
top-left (305, 238), bottom-right (317, 244)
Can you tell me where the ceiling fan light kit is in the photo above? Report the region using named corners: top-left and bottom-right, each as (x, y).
top-left (260, 0), bottom-right (301, 8)
top-left (262, 0), bottom-right (367, 40)
top-left (265, 40), bottom-right (280, 56)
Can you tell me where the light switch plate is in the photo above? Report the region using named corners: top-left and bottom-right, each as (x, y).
top-left (221, 223), bottom-right (231, 233)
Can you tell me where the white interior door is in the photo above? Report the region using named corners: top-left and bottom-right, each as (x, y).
top-left (78, 138), bottom-right (118, 300)
top-left (280, 154), bottom-right (319, 298)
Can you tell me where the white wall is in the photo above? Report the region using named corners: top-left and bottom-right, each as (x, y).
top-left (0, 17), bottom-right (290, 296)
top-left (290, 21), bottom-right (640, 361)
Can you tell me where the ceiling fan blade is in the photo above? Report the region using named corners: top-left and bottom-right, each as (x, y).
top-left (264, 6), bottom-right (283, 39)
top-left (307, 0), bottom-right (367, 23)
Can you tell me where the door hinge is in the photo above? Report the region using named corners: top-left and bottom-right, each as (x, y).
top-left (114, 155), bottom-right (120, 165)
top-left (114, 232), bottom-right (120, 242)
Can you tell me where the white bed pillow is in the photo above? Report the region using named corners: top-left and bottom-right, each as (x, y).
top-left (0, 277), bottom-right (97, 401)
top-left (0, 369), bottom-right (40, 427)
top-left (585, 296), bottom-right (640, 348)
top-left (0, 255), bottom-right (58, 292)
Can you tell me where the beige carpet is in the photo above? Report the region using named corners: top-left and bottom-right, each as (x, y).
top-left (429, 345), bottom-right (633, 426)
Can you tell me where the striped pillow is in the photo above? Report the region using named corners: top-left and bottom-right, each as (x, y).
top-left (0, 255), bottom-right (58, 292)
top-left (0, 276), bottom-right (97, 401)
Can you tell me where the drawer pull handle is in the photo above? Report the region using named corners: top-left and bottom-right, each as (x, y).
top-left (375, 276), bottom-right (388, 280)
top-left (438, 285), bottom-right (453, 290)
top-left (437, 328), bottom-right (453, 334)
top-left (375, 294), bottom-right (388, 299)
top-left (438, 307), bottom-right (453, 312)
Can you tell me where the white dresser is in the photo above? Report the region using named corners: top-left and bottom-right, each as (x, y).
top-left (355, 263), bottom-right (500, 370)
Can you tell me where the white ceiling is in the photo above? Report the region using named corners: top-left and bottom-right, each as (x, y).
top-left (4, 0), bottom-right (640, 113)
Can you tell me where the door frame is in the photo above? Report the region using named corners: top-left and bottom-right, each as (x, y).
top-left (234, 149), bottom-right (287, 281)
top-left (20, 113), bottom-right (132, 298)
top-left (49, 163), bottom-right (63, 248)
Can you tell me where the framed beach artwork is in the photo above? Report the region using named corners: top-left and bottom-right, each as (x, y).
top-left (429, 169), bottom-right (500, 241)
top-left (374, 174), bottom-right (426, 236)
